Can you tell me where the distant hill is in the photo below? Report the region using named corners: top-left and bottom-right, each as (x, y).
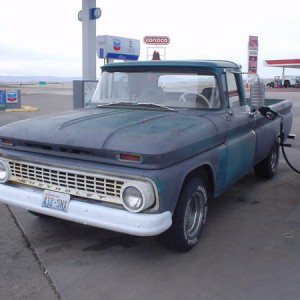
top-left (0, 76), bottom-right (81, 84)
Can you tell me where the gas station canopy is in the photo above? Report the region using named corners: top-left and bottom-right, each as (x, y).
top-left (264, 59), bottom-right (300, 69)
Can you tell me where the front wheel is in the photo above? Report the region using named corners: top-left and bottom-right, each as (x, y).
top-left (160, 177), bottom-right (208, 252)
top-left (254, 139), bottom-right (280, 178)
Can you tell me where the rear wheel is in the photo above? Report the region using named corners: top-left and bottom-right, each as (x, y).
top-left (160, 176), bottom-right (208, 252)
top-left (254, 139), bottom-right (280, 178)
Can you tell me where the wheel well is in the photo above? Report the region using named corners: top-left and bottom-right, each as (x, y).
top-left (182, 165), bottom-right (214, 195)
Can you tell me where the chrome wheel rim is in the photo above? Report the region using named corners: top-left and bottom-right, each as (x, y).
top-left (184, 192), bottom-right (205, 239)
top-left (270, 144), bottom-right (278, 171)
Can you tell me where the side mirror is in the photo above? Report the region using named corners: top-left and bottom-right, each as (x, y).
top-left (250, 80), bottom-right (265, 108)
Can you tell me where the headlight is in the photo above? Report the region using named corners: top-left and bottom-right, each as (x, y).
top-left (121, 182), bottom-right (155, 212)
top-left (0, 160), bottom-right (10, 183)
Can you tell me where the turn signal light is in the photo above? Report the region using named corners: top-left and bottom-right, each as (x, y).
top-left (118, 153), bottom-right (142, 163)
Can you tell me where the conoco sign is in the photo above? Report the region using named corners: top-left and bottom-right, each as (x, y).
top-left (143, 36), bottom-right (170, 45)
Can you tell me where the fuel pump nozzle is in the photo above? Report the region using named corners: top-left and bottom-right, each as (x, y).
top-left (258, 106), bottom-right (280, 121)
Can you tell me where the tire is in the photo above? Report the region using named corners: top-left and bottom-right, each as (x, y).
top-left (160, 176), bottom-right (208, 252)
top-left (254, 139), bottom-right (280, 179)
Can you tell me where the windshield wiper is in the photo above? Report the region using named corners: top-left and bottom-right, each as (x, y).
top-left (97, 102), bottom-right (176, 112)
top-left (96, 101), bottom-right (132, 108)
top-left (136, 103), bottom-right (176, 111)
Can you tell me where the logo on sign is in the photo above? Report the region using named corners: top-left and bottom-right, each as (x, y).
top-left (249, 36), bottom-right (258, 48)
top-left (6, 91), bottom-right (18, 103)
top-left (248, 35), bottom-right (258, 51)
top-left (143, 36), bottom-right (170, 45)
top-left (113, 39), bottom-right (121, 51)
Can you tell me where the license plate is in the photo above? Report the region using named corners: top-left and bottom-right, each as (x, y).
top-left (42, 190), bottom-right (70, 212)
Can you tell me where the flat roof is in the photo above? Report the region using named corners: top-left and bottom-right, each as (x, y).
top-left (264, 59), bottom-right (300, 69)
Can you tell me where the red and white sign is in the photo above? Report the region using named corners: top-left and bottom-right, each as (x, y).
top-left (249, 56), bottom-right (257, 62)
top-left (143, 36), bottom-right (170, 45)
top-left (248, 36), bottom-right (258, 73)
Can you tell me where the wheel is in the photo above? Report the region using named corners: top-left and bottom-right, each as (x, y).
top-left (178, 92), bottom-right (210, 108)
top-left (160, 176), bottom-right (208, 252)
top-left (254, 139), bottom-right (280, 178)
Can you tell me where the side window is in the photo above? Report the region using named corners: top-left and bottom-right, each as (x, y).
top-left (224, 72), bottom-right (241, 107)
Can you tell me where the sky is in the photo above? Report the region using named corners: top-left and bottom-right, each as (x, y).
top-left (1, 0), bottom-right (300, 79)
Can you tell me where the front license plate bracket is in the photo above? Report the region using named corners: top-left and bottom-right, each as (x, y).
top-left (42, 190), bottom-right (71, 212)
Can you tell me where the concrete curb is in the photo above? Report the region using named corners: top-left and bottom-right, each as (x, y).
top-left (5, 106), bottom-right (39, 112)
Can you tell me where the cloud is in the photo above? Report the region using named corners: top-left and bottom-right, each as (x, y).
top-left (1, 0), bottom-right (300, 78)
top-left (0, 43), bottom-right (81, 76)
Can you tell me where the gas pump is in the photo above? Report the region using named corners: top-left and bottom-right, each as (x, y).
top-left (73, 35), bottom-right (140, 109)
top-left (274, 76), bottom-right (282, 88)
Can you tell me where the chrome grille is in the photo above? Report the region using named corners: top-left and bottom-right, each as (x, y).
top-left (8, 160), bottom-right (124, 204)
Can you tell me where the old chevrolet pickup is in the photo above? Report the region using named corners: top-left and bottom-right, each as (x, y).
top-left (0, 60), bottom-right (293, 251)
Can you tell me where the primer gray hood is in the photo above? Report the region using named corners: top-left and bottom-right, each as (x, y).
top-left (0, 107), bottom-right (221, 168)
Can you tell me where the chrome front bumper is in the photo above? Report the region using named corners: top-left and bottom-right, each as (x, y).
top-left (0, 184), bottom-right (172, 236)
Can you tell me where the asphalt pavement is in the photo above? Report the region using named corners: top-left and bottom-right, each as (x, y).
top-left (1, 88), bottom-right (300, 300)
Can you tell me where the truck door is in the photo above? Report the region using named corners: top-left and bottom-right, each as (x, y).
top-left (222, 71), bottom-right (256, 188)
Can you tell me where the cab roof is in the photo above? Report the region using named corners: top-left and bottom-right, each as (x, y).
top-left (101, 60), bottom-right (241, 72)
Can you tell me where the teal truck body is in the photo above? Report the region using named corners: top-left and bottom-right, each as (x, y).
top-left (0, 60), bottom-right (293, 251)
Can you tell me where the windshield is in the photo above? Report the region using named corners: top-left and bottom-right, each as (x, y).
top-left (91, 71), bottom-right (221, 109)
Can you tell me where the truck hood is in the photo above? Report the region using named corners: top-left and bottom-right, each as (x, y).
top-left (0, 107), bottom-right (221, 168)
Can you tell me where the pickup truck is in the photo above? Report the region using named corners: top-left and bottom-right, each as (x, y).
top-left (0, 60), bottom-right (293, 252)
